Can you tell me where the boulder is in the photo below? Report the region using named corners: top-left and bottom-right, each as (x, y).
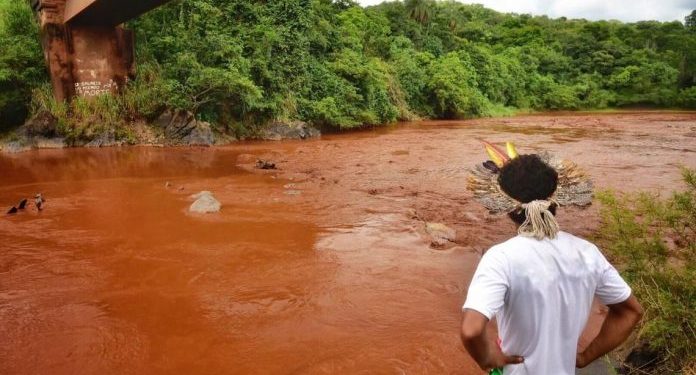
top-left (2, 110), bottom-right (65, 152)
top-left (156, 109), bottom-right (215, 146)
top-left (189, 191), bottom-right (221, 213)
top-left (182, 121), bottom-right (215, 146)
top-left (20, 110), bottom-right (58, 138)
top-left (261, 121), bottom-right (320, 141)
top-left (425, 222), bottom-right (456, 248)
top-left (1, 141), bottom-right (31, 154)
top-left (34, 137), bottom-right (67, 149)
top-left (85, 130), bottom-right (120, 148)
top-left (256, 160), bottom-right (276, 170)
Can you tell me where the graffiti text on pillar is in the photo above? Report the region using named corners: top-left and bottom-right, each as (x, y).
top-left (74, 79), bottom-right (119, 97)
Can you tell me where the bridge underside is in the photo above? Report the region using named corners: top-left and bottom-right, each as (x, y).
top-left (65, 0), bottom-right (172, 27)
top-left (32, 0), bottom-right (171, 101)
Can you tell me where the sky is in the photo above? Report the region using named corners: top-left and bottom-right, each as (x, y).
top-left (357, 0), bottom-right (696, 23)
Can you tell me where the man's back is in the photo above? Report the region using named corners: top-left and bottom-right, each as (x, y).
top-left (463, 231), bottom-right (631, 375)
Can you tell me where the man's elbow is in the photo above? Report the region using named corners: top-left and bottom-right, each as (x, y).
top-left (630, 302), bottom-right (644, 326)
top-left (613, 295), bottom-right (644, 327)
top-left (460, 322), bottom-right (485, 344)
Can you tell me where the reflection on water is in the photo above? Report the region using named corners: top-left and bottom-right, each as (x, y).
top-left (1, 113), bottom-right (695, 374)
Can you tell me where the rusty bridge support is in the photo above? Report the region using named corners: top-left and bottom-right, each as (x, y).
top-left (30, 0), bottom-right (171, 102)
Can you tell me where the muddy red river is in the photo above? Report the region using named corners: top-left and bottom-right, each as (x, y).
top-left (1, 112), bottom-right (695, 374)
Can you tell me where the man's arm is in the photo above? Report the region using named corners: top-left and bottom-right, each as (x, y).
top-left (576, 295), bottom-right (643, 368)
top-left (461, 309), bottom-right (524, 371)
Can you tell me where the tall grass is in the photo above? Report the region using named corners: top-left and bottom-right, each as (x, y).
top-left (596, 168), bottom-right (695, 374)
top-left (31, 84), bottom-right (126, 143)
top-left (29, 64), bottom-right (171, 143)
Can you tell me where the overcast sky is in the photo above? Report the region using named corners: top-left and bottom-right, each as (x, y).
top-left (357, 0), bottom-right (695, 23)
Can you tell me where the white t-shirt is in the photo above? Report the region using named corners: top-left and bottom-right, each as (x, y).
top-left (462, 231), bottom-right (631, 375)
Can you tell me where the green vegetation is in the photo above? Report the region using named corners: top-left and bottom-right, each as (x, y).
top-left (1, 1), bottom-right (696, 134)
top-left (0, 0), bottom-right (46, 130)
top-left (30, 85), bottom-right (137, 144)
top-left (596, 168), bottom-right (695, 374)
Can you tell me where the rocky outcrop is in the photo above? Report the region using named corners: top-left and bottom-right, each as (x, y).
top-left (189, 191), bottom-right (221, 213)
top-left (261, 121), bottom-right (320, 141)
top-left (0, 141), bottom-right (32, 154)
top-left (1, 111), bottom-right (66, 153)
top-left (34, 137), bottom-right (67, 149)
top-left (155, 109), bottom-right (215, 146)
top-left (85, 130), bottom-right (123, 148)
top-left (20, 110), bottom-right (59, 138)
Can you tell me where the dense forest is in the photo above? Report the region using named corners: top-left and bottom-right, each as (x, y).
top-left (1, 0), bottom-right (696, 134)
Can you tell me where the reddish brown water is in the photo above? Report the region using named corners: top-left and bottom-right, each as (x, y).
top-left (1, 112), bottom-right (695, 374)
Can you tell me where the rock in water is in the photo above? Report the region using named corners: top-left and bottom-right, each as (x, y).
top-left (425, 222), bottom-right (456, 248)
top-left (189, 191), bottom-right (221, 213)
top-left (1, 141), bottom-right (31, 154)
top-left (256, 160), bottom-right (276, 170)
top-left (7, 207), bottom-right (18, 215)
top-left (17, 199), bottom-right (28, 210)
top-left (35, 193), bottom-right (45, 211)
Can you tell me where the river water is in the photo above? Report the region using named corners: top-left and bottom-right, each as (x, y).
top-left (1, 112), bottom-right (695, 374)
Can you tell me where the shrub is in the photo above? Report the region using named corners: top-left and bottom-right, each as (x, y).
top-left (595, 168), bottom-right (695, 374)
top-left (678, 86), bottom-right (696, 109)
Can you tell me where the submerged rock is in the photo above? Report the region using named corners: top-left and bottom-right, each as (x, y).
top-left (261, 121), bottom-right (320, 141)
top-left (35, 193), bottom-right (45, 211)
top-left (256, 160), bottom-right (276, 170)
top-left (189, 191), bottom-right (221, 213)
top-left (425, 222), bottom-right (456, 248)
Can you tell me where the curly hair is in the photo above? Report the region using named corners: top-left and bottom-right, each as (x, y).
top-left (498, 154), bottom-right (559, 225)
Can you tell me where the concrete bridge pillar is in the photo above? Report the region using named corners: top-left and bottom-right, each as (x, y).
top-left (30, 0), bottom-right (168, 102)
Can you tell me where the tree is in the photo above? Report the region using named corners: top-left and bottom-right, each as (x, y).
top-left (426, 52), bottom-right (490, 118)
top-left (0, 0), bottom-right (46, 129)
top-left (405, 0), bottom-right (432, 25)
top-left (686, 10), bottom-right (696, 32)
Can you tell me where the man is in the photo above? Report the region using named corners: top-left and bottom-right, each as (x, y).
top-left (462, 152), bottom-right (643, 374)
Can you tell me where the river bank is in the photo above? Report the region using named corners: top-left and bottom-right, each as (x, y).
top-left (1, 112), bottom-right (695, 374)
top-left (2, 109), bottom-right (695, 154)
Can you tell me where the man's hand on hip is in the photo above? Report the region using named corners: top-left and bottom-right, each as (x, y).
top-left (486, 348), bottom-right (525, 370)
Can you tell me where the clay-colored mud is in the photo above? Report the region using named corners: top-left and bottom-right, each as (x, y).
top-left (1, 112), bottom-right (695, 374)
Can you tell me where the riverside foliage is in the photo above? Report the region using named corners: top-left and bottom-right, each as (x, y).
top-left (1, 0), bottom-right (696, 132)
top-left (596, 169), bottom-right (695, 374)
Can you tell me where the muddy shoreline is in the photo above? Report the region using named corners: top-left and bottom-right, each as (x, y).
top-left (1, 112), bottom-right (695, 374)
top-left (3, 109), bottom-right (695, 154)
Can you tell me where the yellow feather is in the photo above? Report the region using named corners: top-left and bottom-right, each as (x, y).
top-left (483, 141), bottom-right (509, 167)
top-left (506, 142), bottom-right (519, 159)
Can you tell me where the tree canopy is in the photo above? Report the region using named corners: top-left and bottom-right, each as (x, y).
top-left (1, 0), bottom-right (695, 132)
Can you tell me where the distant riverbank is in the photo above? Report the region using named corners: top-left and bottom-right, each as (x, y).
top-left (3, 109), bottom-right (695, 154)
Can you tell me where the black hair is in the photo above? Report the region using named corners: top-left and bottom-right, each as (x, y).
top-left (497, 154), bottom-right (559, 225)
